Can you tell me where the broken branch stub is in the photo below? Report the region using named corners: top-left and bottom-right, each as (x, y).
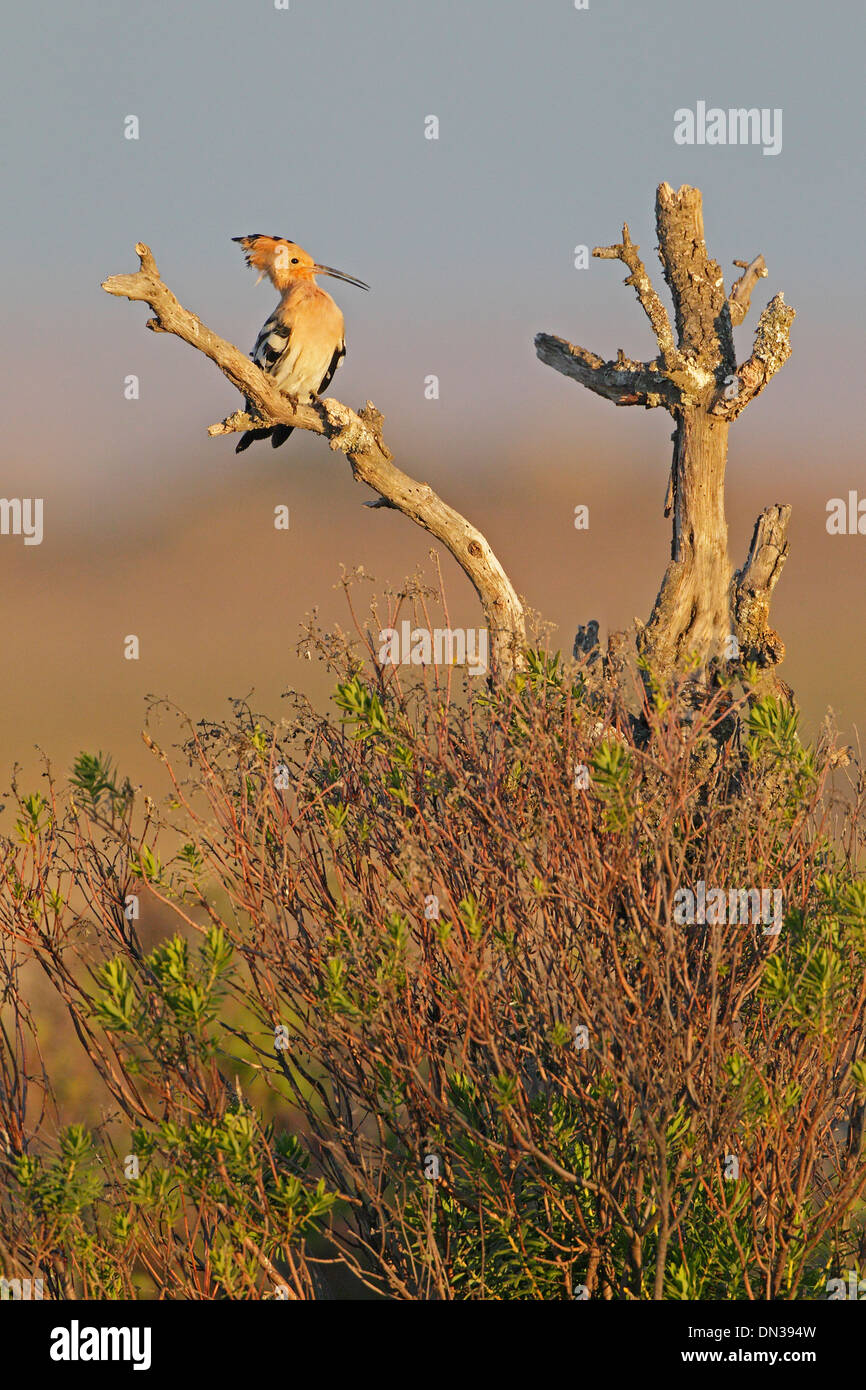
top-left (102, 245), bottom-right (527, 678)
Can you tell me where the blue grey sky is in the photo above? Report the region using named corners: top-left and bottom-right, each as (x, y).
top-left (4, 0), bottom-right (863, 508)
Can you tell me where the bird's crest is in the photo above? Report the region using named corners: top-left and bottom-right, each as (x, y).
top-left (232, 234), bottom-right (302, 287)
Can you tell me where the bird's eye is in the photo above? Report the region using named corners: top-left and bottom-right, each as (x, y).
top-left (291, 257), bottom-right (299, 264)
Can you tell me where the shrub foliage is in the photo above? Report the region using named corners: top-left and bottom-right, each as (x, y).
top-left (2, 605), bottom-right (865, 1299)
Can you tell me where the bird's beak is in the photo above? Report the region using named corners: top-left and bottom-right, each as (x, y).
top-left (313, 264), bottom-right (370, 291)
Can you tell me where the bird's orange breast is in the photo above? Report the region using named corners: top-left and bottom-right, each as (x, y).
top-left (271, 283), bottom-right (345, 398)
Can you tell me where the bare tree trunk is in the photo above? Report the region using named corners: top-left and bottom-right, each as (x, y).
top-left (644, 404), bottom-right (732, 675)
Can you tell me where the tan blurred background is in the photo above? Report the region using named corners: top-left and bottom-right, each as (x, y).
top-left (2, 0), bottom-right (864, 811)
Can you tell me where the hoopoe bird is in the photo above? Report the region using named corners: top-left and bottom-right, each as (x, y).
top-left (232, 234), bottom-right (369, 453)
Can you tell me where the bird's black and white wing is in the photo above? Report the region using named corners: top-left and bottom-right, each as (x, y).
top-left (236, 314), bottom-right (294, 453)
top-left (251, 314), bottom-right (293, 374)
top-left (317, 340), bottom-right (346, 396)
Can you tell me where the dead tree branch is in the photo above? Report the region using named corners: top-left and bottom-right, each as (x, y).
top-left (102, 244), bottom-right (527, 676)
top-left (593, 222), bottom-right (677, 369)
top-left (533, 335), bottom-right (680, 409)
top-left (710, 294), bottom-right (796, 421)
top-left (728, 254), bottom-right (768, 326)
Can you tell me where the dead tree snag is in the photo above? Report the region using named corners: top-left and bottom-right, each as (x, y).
top-left (537, 183), bottom-right (796, 693)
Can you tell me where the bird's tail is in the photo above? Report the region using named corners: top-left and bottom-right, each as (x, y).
top-left (236, 427), bottom-right (272, 453)
top-left (234, 399), bottom-right (294, 452)
top-left (235, 425), bottom-right (294, 453)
